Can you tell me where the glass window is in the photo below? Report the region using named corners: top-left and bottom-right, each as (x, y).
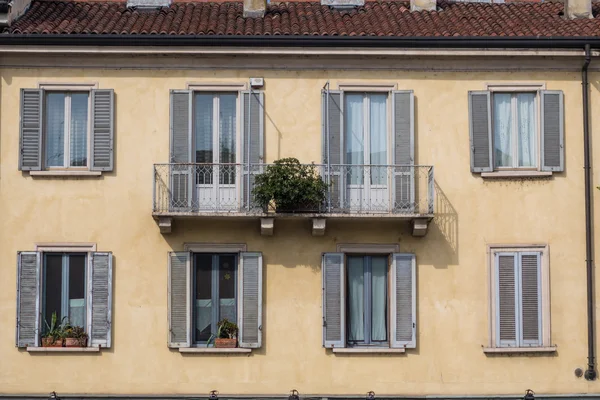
top-left (493, 92), bottom-right (537, 169)
top-left (193, 253), bottom-right (237, 344)
top-left (44, 92), bottom-right (89, 168)
top-left (347, 255), bottom-right (388, 346)
top-left (42, 253), bottom-right (87, 332)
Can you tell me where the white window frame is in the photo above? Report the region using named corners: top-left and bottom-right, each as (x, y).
top-left (487, 244), bottom-right (551, 350)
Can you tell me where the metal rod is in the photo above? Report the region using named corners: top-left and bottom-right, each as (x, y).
top-left (247, 81), bottom-right (252, 211)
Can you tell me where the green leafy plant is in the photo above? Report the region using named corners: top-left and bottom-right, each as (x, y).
top-left (252, 158), bottom-right (327, 212)
top-left (207, 319), bottom-right (239, 346)
top-left (63, 324), bottom-right (88, 345)
top-left (42, 311), bottom-right (67, 343)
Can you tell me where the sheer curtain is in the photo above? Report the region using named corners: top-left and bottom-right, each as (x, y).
top-left (219, 94), bottom-right (237, 184)
top-left (493, 93), bottom-right (512, 167)
top-left (45, 93), bottom-right (65, 167)
top-left (517, 93), bottom-right (536, 167)
top-left (369, 95), bottom-right (387, 185)
top-left (347, 257), bottom-right (364, 342)
top-left (371, 257), bottom-right (387, 341)
top-left (195, 94), bottom-right (214, 185)
top-left (345, 94), bottom-right (364, 185)
top-left (69, 93), bottom-right (89, 167)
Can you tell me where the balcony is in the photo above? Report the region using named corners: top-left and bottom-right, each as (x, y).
top-left (153, 163), bottom-right (434, 236)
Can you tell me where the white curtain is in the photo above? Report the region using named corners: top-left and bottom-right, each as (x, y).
top-left (517, 93), bottom-right (536, 167)
top-left (196, 299), bottom-right (212, 338)
top-left (68, 298), bottom-right (85, 328)
top-left (493, 93), bottom-right (512, 167)
top-left (371, 258), bottom-right (387, 341)
top-left (347, 257), bottom-right (364, 342)
top-left (345, 94), bottom-right (364, 185)
top-left (369, 94), bottom-right (387, 185)
top-left (69, 93), bottom-right (89, 167)
top-left (45, 93), bottom-right (65, 167)
top-left (219, 94), bottom-right (237, 184)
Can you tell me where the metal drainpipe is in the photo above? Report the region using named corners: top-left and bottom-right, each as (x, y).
top-left (582, 43), bottom-right (597, 381)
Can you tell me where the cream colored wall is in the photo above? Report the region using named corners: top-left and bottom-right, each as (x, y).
top-left (0, 65), bottom-right (597, 396)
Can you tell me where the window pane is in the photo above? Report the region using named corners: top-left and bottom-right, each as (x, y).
top-left (218, 255), bottom-right (236, 323)
top-left (345, 94), bottom-right (364, 185)
top-left (70, 93), bottom-right (89, 167)
top-left (219, 94), bottom-right (237, 184)
top-left (347, 256), bottom-right (364, 342)
top-left (195, 254), bottom-right (213, 342)
top-left (369, 94), bottom-right (387, 185)
top-left (195, 94), bottom-right (213, 184)
top-left (371, 257), bottom-right (387, 341)
top-left (68, 254), bottom-right (86, 327)
top-left (517, 93), bottom-right (537, 167)
top-left (45, 93), bottom-right (65, 167)
top-left (493, 93), bottom-right (512, 167)
top-left (43, 254), bottom-right (63, 331)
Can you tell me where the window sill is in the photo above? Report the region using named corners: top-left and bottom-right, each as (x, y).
top-left (27, 347), bottom-right (101, 353)
top-left (29, 170), bottom-right (102, 177)
top-left (332, 348), bottom-right (406, 354)
top-left (178, 347), bottom-right (251, 354)
top-left (483, 346), bottom-right (557, 354)
top-left (481, 171), bottom-right (552, 179)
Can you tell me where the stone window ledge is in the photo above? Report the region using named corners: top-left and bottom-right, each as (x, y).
top-left (29, 171), bottom-right (102, 177)
top-left (481, 171), bottom-right (552, 179)
top-left (483, 346), bottom-right (557, 354)
top-left (178, 347), bottom-right (251, 354)
top-left (27, 347), bottom-right (101, 353)
top-left (332, 348), bottom-right (406, 354)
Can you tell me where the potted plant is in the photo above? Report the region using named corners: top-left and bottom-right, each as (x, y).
top-left (252, 158), bottom-right (327, 213)
top-left (210, 319), bottom-right (239, 348)
top-left (63, 324), bottom-right (88, 347)
top-left (41, 312), bottom-right (65, 347)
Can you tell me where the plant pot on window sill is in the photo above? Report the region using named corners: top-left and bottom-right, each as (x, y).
top-left (65, 338), bottom-right (88, 348)
top-left (214, 338), bottom-right (237, 348)
top-left (41, 338), bottom-right (63, 347)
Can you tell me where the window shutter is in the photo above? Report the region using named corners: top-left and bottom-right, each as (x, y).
top-left (90, 89), bottom-right (115, 172)
top-left (238, 252), bottom-right (263, 348)
top-left (322, 253), bottom-right (345, 348)
top-left (16, 251), bottom-right (40, 348)
top-left (19, 89), bottom-right (43, 171)
top-left (540, 90), bottom-right (564, 172)
top-left (390, 253), bottom-right (416, 348)
top-left (241, 91), bottom-right (264, 210)
top-left (168, 251), bottom-right (190, 348)
top-left (89, 252), bottom-right (113, 348)
top-left (392, 91), bottom-right (415, 212)
top-left (496, 253), bottom-right (518, 347)
top-left (469, 91), bottom-right (493, 173)
top-left (520, 253), bottom-right (542, 347)
top-left (321, 90), bottom-right (343, 211)
top-left (169, 90), bottom-right (192, 211)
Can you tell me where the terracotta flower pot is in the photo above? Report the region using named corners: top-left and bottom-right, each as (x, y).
top-left (65, 338), bottom-right (87, 347)
top-left (214, 338), bottom-right (237, 348)
top-left (42, 337), bottom-right (63, 347)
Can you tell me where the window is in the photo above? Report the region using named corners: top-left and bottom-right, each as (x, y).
top-left (45, 92), bottom-right (90, 168)
top-left (488, 245), bottom-right (551, 349)
top-left (493, 92), bottom-right (537, 169)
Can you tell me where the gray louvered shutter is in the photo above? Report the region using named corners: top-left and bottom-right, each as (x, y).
top-left (496, 253), bottom-right (517, 347)
top-left (469, 91), bottom-right (493, 173)
top-left (19, 89), bottom-right (43, 171)
top-left (241, 91), bottom-right (264, 210)
top-left (520, 253), bottom-right (542, 347)
top-left (90, 89), bottom-right (115, 172)
top-left (169, 90), bottom-right (192, 211)
top-left (541, 90), bottom-right (564, 172)
top-left (16, 252), bottom-right (40, 347)
top-left (392, 91), bottom-right (415, 212)
top-left (322, 91), bottom-right (343, 211)
top-left (322, 253), bottom-right (345, 348)
top-left (168, 251), bottom-right (190, 348)
top-left (391, 253), bottom-right (416, 348)
top-left (90, 252), bottom-right (113, 348)
top-left (239, 252), bottom-right (262, 348)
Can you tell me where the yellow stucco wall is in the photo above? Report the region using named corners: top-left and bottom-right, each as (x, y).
top-left (0, 64), bottom-right (598, 396)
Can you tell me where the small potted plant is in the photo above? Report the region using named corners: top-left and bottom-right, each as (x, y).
top-left (63, 324), bottom-right (88, 347)
top-left (41, 312), bottom-right (65, 347)
top-left (211, 319), bottom-right (239, 348)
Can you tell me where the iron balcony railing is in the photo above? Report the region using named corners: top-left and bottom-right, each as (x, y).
top-left (153, 163), bottom-right (434, 216)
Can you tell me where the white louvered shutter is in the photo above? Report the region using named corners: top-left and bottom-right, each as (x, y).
top-left (496, 253), bottom-right (518, 347)
top-left (541, 90), bottom-right (565, 172)
top-left (391, 253), bottom-right (416, 348)
top-left (322, 253), bottom-right (345, 348)
top-left (241, 91), bottom-right (264, 210)
top-left (322, 90), bottom-right (343, 211)
top-left (89, 252), bottom-right (113, 348)
top-left (19, 89), bottom-right (43, 171)
top-left (16, 252), bottom-right (41, 347)
top-left (168, 252), bottom-right (190, 348)
top-left (169, 90), bottom-right (192, 211)
top-left (90, 89), bottom-right (115, 172)
top-left (239, 252), bottom-right (263, 348)
top-left (520, 253), bottom-right (542, 347)
top-left (392, 91), bottom-right (415, 212)
top-left (468, 91), bottom-right (493, 172)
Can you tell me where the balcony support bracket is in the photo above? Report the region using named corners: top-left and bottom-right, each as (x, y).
top-left (158, 217), bottom-right (173, 234)
top-left (312, 218), bottom-right (326, 236)
top-left (261, 218), bottom-right (274, 236)
top-left (412, 217), bottom-right (430, 237)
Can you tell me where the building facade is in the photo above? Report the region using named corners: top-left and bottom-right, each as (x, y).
top-left (1, 0), bottom-right (600, 398)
